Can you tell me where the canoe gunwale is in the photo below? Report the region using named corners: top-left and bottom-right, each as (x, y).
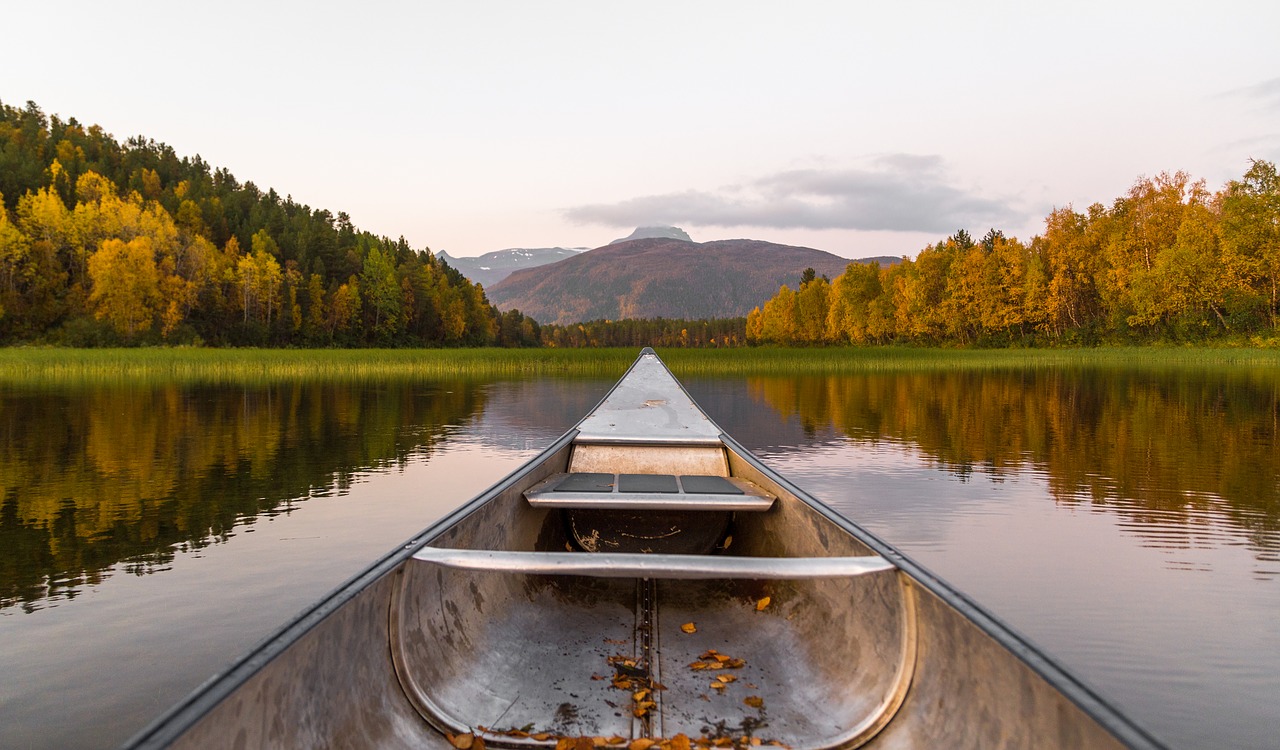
top-left (717, 431), bottom-right (1168, 750)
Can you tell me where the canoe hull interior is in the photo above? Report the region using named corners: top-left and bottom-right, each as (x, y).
top-left (153, 435), bottom-right (1139, 749)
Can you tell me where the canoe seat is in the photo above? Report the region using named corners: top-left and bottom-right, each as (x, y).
top-left (412, 546), bottom-right (894, 579)
top-left (523, 472), bottom-right (776, 511)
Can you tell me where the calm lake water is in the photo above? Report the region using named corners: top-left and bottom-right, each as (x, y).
top-left (1, 366), bottom-right (1277, 749)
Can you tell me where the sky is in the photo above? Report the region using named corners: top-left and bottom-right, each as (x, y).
top-left (4, 1), bottom-right (1278, 259)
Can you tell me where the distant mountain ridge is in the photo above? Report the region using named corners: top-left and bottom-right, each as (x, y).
top-left (486, 237), bottom-right (894, 324)
top-left (437, 247), bottom-right (586, 287)
top-left (609, 226), bottom-right (693, 244)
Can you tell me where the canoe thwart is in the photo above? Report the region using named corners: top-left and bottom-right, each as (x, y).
top-left (524, 472), bottom-right (776, 511)
top-left (411, 547), bottom-right (894, 579)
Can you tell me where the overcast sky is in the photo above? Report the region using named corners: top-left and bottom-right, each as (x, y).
top-left (5, 1), bottom-right (1278, 259)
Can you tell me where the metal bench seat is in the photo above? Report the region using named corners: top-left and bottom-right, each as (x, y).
top-left (523, 472), bottom-right (776, 511)
top-left (412, 546), bottom-right (894, 579)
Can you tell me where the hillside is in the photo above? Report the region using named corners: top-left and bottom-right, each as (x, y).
top-left (0, 100), bottom-right (526, 347)
top-left (438, 247), bottom-right (585, 287)
top-left (486, 237), bottom-right (882, 324)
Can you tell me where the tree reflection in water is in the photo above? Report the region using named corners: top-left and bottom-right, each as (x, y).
top-left (744, 367), bottom-right (1280, 563)
top-left (0, 381), bottom-right (487, 611)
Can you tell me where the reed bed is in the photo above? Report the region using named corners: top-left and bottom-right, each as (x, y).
top-left (1, 346), bottom-right (1276, 387)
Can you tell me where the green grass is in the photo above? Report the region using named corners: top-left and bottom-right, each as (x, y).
top-left (658, 345), bottom-right (1280, 375)
top-left (1, 345), bottom-right (1277, 386)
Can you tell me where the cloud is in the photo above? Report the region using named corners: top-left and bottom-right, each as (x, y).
top-left (1221, 77), bottom-right (1280, 110)
top-left (562, 155), bottom-right (1020, 234)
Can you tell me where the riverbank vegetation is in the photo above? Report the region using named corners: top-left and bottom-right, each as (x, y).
top-left (748, 162), bottom-right (1280, 347)
top-left (2, 346), bottom-right (1277, 386)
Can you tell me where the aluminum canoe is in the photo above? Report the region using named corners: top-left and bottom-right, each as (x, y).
top-left (123, 349), bottom-right (1166, 750)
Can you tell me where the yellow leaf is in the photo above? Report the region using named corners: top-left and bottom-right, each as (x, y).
top-left (756, 596), bottom-right (771, 611)
top-left (680, 622), bottom-right (697, 634)
top-left (629, 740), bottom-right (656, 750)
top-left (451, 733), bottom-right (475, 750)
top-left (744, 696), bottom-right (764, 708)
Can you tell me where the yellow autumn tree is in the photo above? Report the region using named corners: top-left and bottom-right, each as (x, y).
top-left (88, 237), bottom-right (160, 336)
top-left (236, 231), bottom-right (283, 325)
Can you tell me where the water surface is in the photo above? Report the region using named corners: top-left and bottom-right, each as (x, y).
top-left (0, 366), bottom-right (1276, 749)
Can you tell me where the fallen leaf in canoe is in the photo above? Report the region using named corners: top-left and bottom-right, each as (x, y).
top-left (556, 739), bottom-right (574, 750)
top-left (722, 535), bottom-right (732, 549)
top-left (713, 739), bottom-right (733, 747)
top-left (750, 739), bottom-right (762, 747)
top-left (744, 696), bottom-right (764, 708)
top-left (716, 674), bottom-right (737, 683)
top-left (700, 649), bottom-right (720, 658)
top-left (593, 738), bottom-right (609, 747)
top-left (710, 680), bottom-right (726, 690)
top-left (450, 733), bottom-right (475, 749)
top-left (532, 734), bottom-right (552, 741)
top-left (756, 596), bottom-right (771, 611)
top-left (575, 738), bottom-right (594, 750)
top-left (629, 740), bottom-right (656, 750)
top-left (712, 654), bottom-right (730, 663)
top-left (608, 737), bottom-right (626, 746)
top-left (680, 622), bottom-right (697, 634)
top-left (474, 738), bottom-right (486, 750)
top-left (669, 734), bottom-right (692, 750)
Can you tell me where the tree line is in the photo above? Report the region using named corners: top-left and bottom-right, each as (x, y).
top-left (0, 100), bottom-right (542, 347)
top-left (539, 317), bottom-right (747, 348)
top-left (748, 162), bottom-right (1280, 346)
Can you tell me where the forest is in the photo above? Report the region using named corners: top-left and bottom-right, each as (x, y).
top-left (0, 100), bottom-right (541, 347)
top-left (747, 161), bottom-right (1280, 346)
top-left (4, 99), bottom-right (1278, 350)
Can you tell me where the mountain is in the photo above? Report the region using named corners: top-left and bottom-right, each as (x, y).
top-left (437, 247), bottom-right (586, 287)
top-left (486, 237), bottom-right (888, 324)
top-left (609, 226), bottom-right (693, 244)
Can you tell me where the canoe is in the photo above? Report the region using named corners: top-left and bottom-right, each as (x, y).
top-left (124, 348), bottom-right (1165, 750)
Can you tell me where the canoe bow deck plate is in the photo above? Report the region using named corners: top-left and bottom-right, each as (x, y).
top-left (574, 352), bottom-right (723, 446)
